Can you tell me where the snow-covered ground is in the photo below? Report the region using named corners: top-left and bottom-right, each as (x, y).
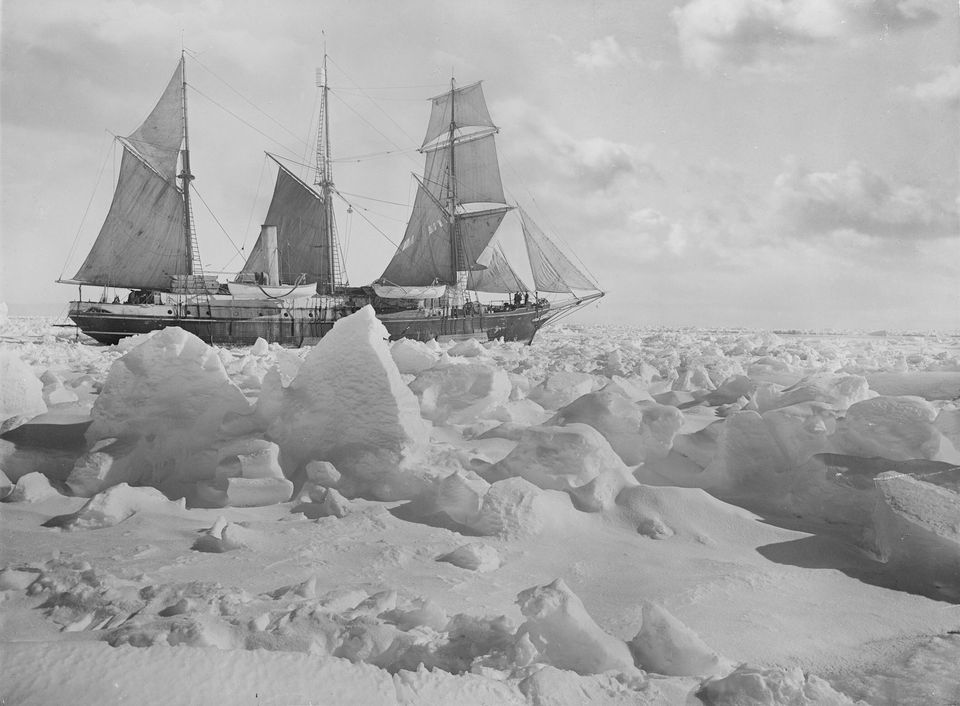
top-left (2, 311), bottom-right (959, 705)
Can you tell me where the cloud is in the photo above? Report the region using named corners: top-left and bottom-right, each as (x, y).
top-left (497, 98), bottom-right (661, 197)
top-left (574, 36), bottom-right (651, 70)
top-left (673, 0), bottom-right (941, 74)
top-left (899, 65), bottom-right (960, 107)
top-left (773, 160), bottom-right (958, 239)
top-left (484, 98), bottom-right (670, 259)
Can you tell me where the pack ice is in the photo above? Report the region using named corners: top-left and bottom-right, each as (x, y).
top-left (3, 314), bottom-right (960, 705)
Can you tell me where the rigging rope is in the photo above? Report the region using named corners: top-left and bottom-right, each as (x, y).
top-left (332, 148), bottom-right (416, 163)
top-left (334, 82), bottom-right (449, 91)
top-left (251, 279), bottom-right (311, 299)
top-left (240, 156), bottom-right (269, 256)
top-left (186, 51), bottom-right (308, 149)
top-left (333, 190), bottom-right (399, 247)
top-left (190, 183), bottom-right (245, 261)
top-left (60, 131), bottom-right (116, 280)
top-left (328, 91), bottom-right (420, 170)
top-left (188, 84), bottom-right (302, 160)
top-left (335, 190), bottom-right (412, 208)
top-left (301, 86), bottom-right (321, 184)
top-left (326, 56), bottom-right (422, 169)
top-left (500, 156), bottom-right (602, 289)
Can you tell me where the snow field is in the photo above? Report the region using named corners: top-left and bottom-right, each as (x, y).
top-left (2, 312), bottom-right (960, 704)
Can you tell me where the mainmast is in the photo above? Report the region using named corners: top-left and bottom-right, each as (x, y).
top-left (178, 51), bottom-right (197, 277)
top-left (447, 77), bottom-right (462, 282)
top-left (315, 53), bottom-right (338, 295)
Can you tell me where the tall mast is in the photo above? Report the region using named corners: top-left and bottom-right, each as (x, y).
top-left (178, 51), bottom-right (196, 276)
top-left (447, 77), bottom-right (461, 281)
top-left (315, 52), bottom-right (337, 294)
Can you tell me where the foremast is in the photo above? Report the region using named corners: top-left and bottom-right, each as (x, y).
top-left (315, 53), bottom-right (340, 295)
top-left (178, 51), bottom-right (200, 279)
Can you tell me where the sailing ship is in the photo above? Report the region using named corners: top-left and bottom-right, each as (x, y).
top-left (60, 54), bottom-right (604, 346)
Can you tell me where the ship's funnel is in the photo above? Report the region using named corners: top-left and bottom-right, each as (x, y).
top-left (261, 224), bottom-right (279, 286)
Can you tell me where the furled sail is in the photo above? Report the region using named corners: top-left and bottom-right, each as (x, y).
top-left (70, 60), bottom-right (188, 290)
top-left (242, 161), bottom-right (329, 286)
top-left (521, 208), bottom-right (599, 293)
top-left (422, 82), bottom-right (496, 149)
top-left (469, 243), bottom-right (530, 293)
top-left (379, 184), bottom-right (452, 286)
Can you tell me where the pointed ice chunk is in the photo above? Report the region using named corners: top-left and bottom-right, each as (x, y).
top-left (268, 306), bottom-right (429, 500)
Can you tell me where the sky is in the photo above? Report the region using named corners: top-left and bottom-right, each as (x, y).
top-left (1, 0), bottom-right (958, 332)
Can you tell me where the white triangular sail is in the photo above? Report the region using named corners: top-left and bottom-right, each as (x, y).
top-left (70, 60), bottom-right (189, 290)
top-left (124, 60), bottom-right (186, 180)
top-left (521, 207), bottom-right (599, 293)
top-left (71, 149), bottom-right (187, 289)
top-left (242, 161), bottom-right (329, 286)
top-left (379, 184), bottom-right (452, 286)
top-left (469, 243), bottom-right (530, 293)
top-left (459, 207), bottom-right (509, 272)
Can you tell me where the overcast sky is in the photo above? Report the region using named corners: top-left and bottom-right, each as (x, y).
top-left (2, 0), bottom-right (958, 331)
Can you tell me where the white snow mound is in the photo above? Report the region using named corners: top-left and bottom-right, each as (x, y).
top-left (487, 423), bottom-right (628, 492)
top-left (45, 483), bottom-right (186, 530)
top-left (628, 601), bottom-right (733, 677)
top-left (438, 543), bottom-right (501, 572)
top-left (516, 578), bottom-right (638, 675)
top-left (0, 351), bottom-right (47, 433)
top-left (83, 327), bottom-right (250, 495)
top-left (268, 306), bottom-right (429, 500)
top-left (698, 664), bottom-right (860, 705)
top-left (6, 471), bottom-right (60, 502)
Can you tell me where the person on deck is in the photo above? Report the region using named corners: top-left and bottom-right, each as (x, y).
top-left (523, 292), bottom-right (529, 306)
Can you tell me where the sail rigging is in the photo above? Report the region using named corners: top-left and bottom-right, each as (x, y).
top-left (68, 59), bottom-right (190, 290)
top-left (471, 244), bottom-right (530, 293)
top-left (380, 80), bottom-right (512, 289)
top-left (520, 207), bottom-right (598, 293)
top-left (380, 78), bottom-right (601, 302)
top-left (423, 134), bottom-right (506, 206)
top-left (422, 81), bottom-right (497, 149)
top-left (61, 51), bottom-right (603, 347)
top-left (314, 54), bottom-right (342, 293)
top-left (379, 183), bottom-right (451, 286)
top-left (241, 158), bottom-right (330, 286)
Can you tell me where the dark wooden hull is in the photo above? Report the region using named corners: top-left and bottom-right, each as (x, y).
top-left (68, 305), bottom-right (548, 347)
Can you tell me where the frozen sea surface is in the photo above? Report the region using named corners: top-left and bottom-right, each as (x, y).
top-left (2, 314), bottom-right (959, 705)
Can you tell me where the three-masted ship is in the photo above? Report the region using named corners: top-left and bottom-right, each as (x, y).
top-left (60, 54), bottom-right (604, 346)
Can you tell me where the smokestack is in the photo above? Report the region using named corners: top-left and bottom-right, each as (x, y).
top-left (261, 224), bottom-right (279, 286)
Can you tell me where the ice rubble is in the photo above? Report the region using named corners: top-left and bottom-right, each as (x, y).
top-left (516, 578), bottom-right (638, 675)
top-left (5, 470), bottom-right (61, 502)
top-left (3, 316), bottom-right (960, 702)
top-left (0, 350), bottom-right (47, 433)
top-left (77, 326), bottom-right (250, 498)
top-left (628, 601), bottom-right (733, 677)
top-left (43, 483), bottom-right (188, 530)
top-left (873, 470), bottom-right (960, 598)
top-left (11, 554), bottom-right (749, 698)
top-left (268, 306), bottom-right (430, 500)
top-left (438, 543), bottom-right (502, 572)
top-left (698, 665), bottom-right (860, 705)
top-left (192, 515), bottom-right (260, 553)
